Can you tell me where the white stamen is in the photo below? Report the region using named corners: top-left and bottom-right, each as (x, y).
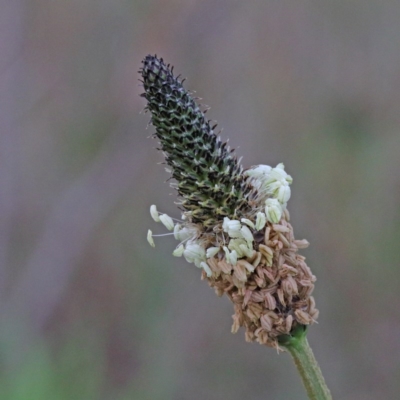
top-left (206, 246), bottom-right (220, 258)
top-left (223, 246), bottom-right (237, 266)
top-left (241, 218), bottom-right (255, 229)
top-left (223, 217), bottom-right (242, 238)
top-left (229, 250), bottom-right (238, 266)
top-left (239, 243), bottom-right (254, 258)
top-left (200, 261), bottom-right (212, 277)
top-left (184, 243), bottom-right (206, 264)
top-left (150, 205), bottom-right (161, 222)
top-left (264, 164), bottom-right (292, 204)
top-left (174, 224), bottom-right (198, 242)
top-left (240, 225), bottom-right (254, 245)
top-left (265, 198), bottom-right (282, 223)
top-left (173, 244), bottom-right (184, 257)
top-left (147, 230), bottom-right (155, 247)
top-left (228, 239), bottom-right (247, 257)
top-left (245, 164), bottom-right (272, 178)
top-left (159, 214), bottom-right (175, 231)
top-left (255, 212), bottom-right (266, 230)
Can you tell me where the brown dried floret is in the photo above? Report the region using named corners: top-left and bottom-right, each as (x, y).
top-left (204, 216), bottom-right (319, 349)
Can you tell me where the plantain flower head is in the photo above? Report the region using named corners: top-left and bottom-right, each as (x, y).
top-left (140, 55), bottom-right (318, 349)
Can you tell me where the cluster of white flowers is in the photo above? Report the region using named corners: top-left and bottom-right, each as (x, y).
top-left (147, 205), bottom-right (211, 274)
top-left (245, 163), bottom-right (292, 221)
top-left (147, 163), bottom-right (293, 277)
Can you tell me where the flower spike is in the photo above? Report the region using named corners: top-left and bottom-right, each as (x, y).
top-left (141, 55), bottom-right (318, 350)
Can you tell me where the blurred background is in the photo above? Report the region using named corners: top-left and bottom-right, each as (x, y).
top-left (1, 1), bottom-right (399, 399)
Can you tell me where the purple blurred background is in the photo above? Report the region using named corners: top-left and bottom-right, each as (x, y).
top-left (1, 1), bottom-right (399, 399)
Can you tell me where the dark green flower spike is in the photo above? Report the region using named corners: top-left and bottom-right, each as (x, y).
top-left (140, 55), bottom-right (256, 229)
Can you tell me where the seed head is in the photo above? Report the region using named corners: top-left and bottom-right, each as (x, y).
top-left (141, 56), bottom-right (318, 349)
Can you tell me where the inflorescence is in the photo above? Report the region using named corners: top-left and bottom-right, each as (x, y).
top-left (141, 55), bottom-right (318, 349)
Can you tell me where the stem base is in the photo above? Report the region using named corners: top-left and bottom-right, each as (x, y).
top-left (280, 326), bottom-right (332, 400)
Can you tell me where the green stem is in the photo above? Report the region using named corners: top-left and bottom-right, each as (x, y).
top-left (279, 326), bottom-right (332, 400)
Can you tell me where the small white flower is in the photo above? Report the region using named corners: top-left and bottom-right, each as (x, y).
top-left (184, 243), bottom-right (206, 264)
top-left (172, 244), bottom-right (184, 257)
top-left (265, 198), bottom-right (282, 223)
top-left (147, 230), bottom-right (155, 247)
top-left (255, 212), bottom-right (266, 230)
top-left (150, 205), bottom-right (160, 222)
top-left (206, 246), bottom-right (220, 259)
top-left (240, 225), bottom-right (254, 245)
top-left (159, 213), bottom-right (175, 231)
top-left (200, 261), bottom-right (212, 277)
top-left (241, 218), bottom-right (255, 229)
top-left (222, 217), bottom-right (242, 238)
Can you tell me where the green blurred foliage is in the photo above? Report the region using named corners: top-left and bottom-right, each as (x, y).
top-left (0, 339), bottom-right (103, 400)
